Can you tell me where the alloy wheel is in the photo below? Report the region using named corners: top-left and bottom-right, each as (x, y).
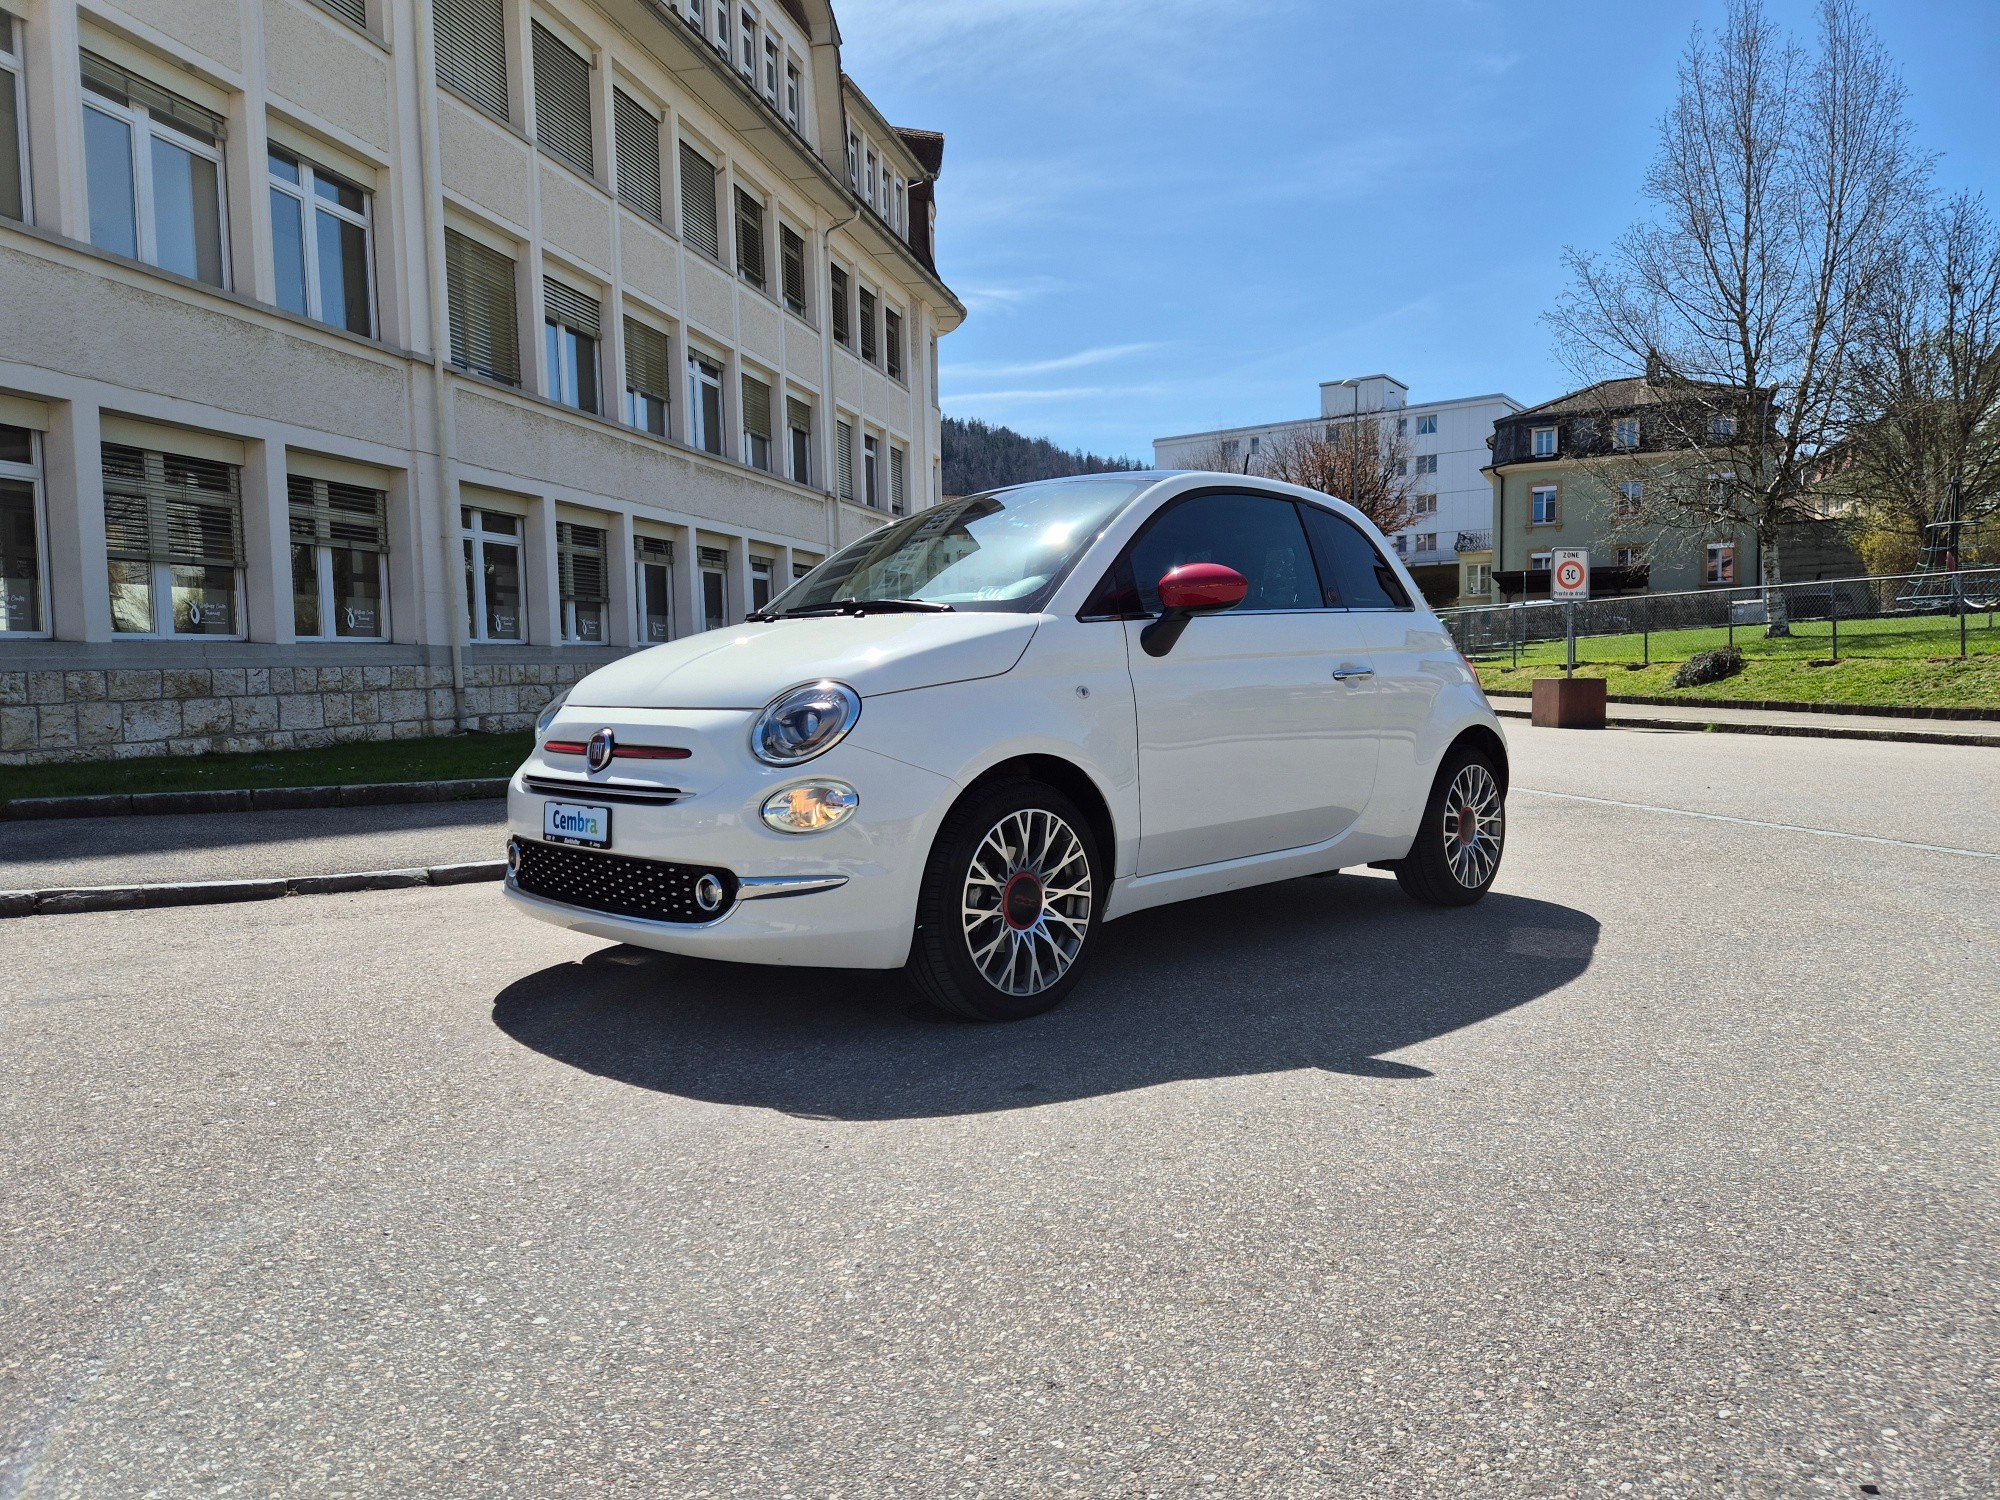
top-left (960, 808), bottom-right (1094, 997)
top-left (1441, 763), bottom-right (1505, 889)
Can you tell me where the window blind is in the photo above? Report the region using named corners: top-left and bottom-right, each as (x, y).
top-left (885, 309), bottom-right (902, 379)
top-left (623, 317), bottom-right (670, 400)
top-left (543, 277), bottom-right (599, 336)
top-left (830, 266), bottom-right (850, 345)
top-left (741, 375), bottom-right (771, 440)
top-left (780, 226), bottom-right (806, 316)
top-left (635, 534), bottom-right (673, 563)
top-left (102, 444), bottom-right (243, 568)
top-left (678, 142), bottom-right (718, 259)
top-left (699, 546), bottom-right (727, 569)
top-left (734, 188), bottom-right (765, 288)
top-left (786, 396), bottom-right (812, 434)
top-left (889, 446), bottom-right (906, 514)
top-left (80, 53), bottom-right (224, 143)
top-left (613, 89), bottom-right (661, 220)
top-left (531, 22), bottom-right (593, 177)
top-left (435, 0), bottom-right (509, 121)
top-left (834, 420), bottom-right (854, 502)
top-left (445, 229), bottom-right (520, 383)
top-left (858, 288), bottom-right (877, 362)
top-left (312, 0), bottom-right (367, 26)
top-left (288, 475), bottom-right (387, 551)
top-left (557, 521), bottom-right (607, 604)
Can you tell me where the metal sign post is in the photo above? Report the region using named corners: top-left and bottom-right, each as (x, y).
top-left (1551, 549), bottom-right (1589, 680)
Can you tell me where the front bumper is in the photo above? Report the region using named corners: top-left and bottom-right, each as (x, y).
top-left (503, 715), bottom-right (953, 969)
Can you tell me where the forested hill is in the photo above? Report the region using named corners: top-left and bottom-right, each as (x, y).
top-left (941, 416), bottom-right (1143, 496)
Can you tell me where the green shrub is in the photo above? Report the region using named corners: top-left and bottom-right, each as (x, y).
top-left (1670, 646), bottom-right (1746, 688)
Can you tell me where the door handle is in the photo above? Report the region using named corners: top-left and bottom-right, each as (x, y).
top-left (1331, 665), bottom-right (1374, 681)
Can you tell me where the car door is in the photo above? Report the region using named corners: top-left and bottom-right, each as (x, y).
top-left (1104, 490), bottom-right (1381, 877)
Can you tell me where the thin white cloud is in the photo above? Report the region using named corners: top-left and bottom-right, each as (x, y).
top-left (947, 342), bottom-right (1164, 378)
top-left (942, 383), bottom-right (1170, 406)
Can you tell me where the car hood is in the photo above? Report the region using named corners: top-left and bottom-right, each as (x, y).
top-left (567, 612), bottom-right (1042, 709)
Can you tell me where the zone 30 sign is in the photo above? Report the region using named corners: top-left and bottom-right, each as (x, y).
top-left (1552, 548), bottom-right (1590, 601)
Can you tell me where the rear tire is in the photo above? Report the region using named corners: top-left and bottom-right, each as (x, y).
top-left (906, 780), bottom-right (1103, 1022)
top-left (1394, 746), bottom-right (1506, 907)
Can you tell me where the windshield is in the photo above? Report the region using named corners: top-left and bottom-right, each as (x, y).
top-left (768, 476), bottom-right (1155, 615)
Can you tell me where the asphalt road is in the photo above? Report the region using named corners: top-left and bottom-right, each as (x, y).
top-left (1, 726), bottom-right (1994, 1498)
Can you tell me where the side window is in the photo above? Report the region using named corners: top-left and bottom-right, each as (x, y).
top-left (1299, 504), bottom-right (1410, 610)
top-left (1092, 492), bottom-right (1320, 616)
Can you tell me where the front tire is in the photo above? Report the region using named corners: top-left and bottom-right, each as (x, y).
top-left (906, 780), bottom-right (1103, 1022)
top-left (1394, 747), bottom-right (1506, 907)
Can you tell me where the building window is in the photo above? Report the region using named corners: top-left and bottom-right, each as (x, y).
top-left (1529, 551), bottom-right (1552, 572)
top-left (858, 287), bottom-right (878, 363)
top-left (556, 521), bottom-right (607, 643)
top-left (1415, 413), bottom-right (1437, 436)
top-left (103, 443), bottom-right (243, 637)
top-left (1614, 545), bottom-right (1647, 569)
top-left (1613, 416), bottom-right (1640, 451)
top-left (741, 372), bottom-right (772, 472)
top-left (1414, 533), bottom-right (1438, 555)
top-left (734, 186), bottom-right (766, 291)
top-left (289, 475), bottom-right (388, 639)
top-left (698, 545), bottom-right (727, 629)
top-left (461, 506), bottom-right (523, 641)
top-left (1415, 453), bottom-right (1438, 476)
top-left (444, 228), bottom-right (520, 384)
top-left (1706, 542), bottom-right (1737, 585)
top-left (687, 353), bottom-right (724, 455)
top-left (313, 0), bottom-right (367, 28)
top-left (0, 424), bottom-right (45, 634)
top-left (780, 224), bottom-right (807, 317)
top-left (634, 533), bottom-right (673, 642)
top-left (889, 444), bottom-right (906, 516)
top-left (784, 61), bottom-right (801, 127)
top-left (750, 555), bottom-right (773, 612)
top-left (763, 37), bottom-right (779, 102)
top-left (829, 265), bottom-right (851, 347)
top-left (863, 146), bottom-right (877, 207)
top-left (862, 433), bottom-right (880, 508)
top-left (531, 22), bottom-right (593, 177)
top-left (1, 13), bottom-right (26, 223)
top-left (713, 2), bottom-right (730, 56)
top-left (685, 0), bottom-right (703, 31)
top-left (1531, 425), bottom-right (1557, 459)
top-left (623, 316), bottom-right (670, 436)
top-left (678, 140), bottom-right (719, 259)
top-left (1395, 416), bottom-right (1408, 437)
top-left (1709, 414), bottom-right (1737, 441)
top-left (1616, 480), bottom-right (1644, 516)
top-left (845, 130), bottom-right (859, 190)
top-left (1413, 493), bottom-right (1437, 516)
top-left (884, 308), bottom-right (903, 380)
top-left (436, 0), bottom-right (510, 120)
top-left (787, 396), bottom-right (812, 486)
top-left (1530, 484), bottom-right (1558, 525)
top-left (613, 88), bottom-right (661, 220)
top-left (738, 9), bottom-right (756, 76)
top-left (1392, 534), bottom-right (1407, 555)
top-left (543, 278), bottom-right (600, 413)
top-left (1463, 563), bottom-right (1491, 597)
top-left (834, 419), bottom-right (855, 502)
top-left (82, 54), bottom-right (228, 287)
top-left (269, 147), bottom-right (374, 337)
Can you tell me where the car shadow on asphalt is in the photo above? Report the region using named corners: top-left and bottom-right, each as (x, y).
top-left (490, 873), bottom-right (1598, 1120)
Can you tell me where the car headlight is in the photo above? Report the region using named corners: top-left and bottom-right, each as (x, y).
top-left (760, 781), bottom-right (859, 834)
top-left (750, 680), bottom-right (860, 766)
top-left (535, 689), bottom-right (570, 737)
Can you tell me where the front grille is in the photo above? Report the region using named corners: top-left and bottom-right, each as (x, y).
top-left (524, 773), bottom-right (687, 806)
top-left (513, 841), bottom-right (737, 924)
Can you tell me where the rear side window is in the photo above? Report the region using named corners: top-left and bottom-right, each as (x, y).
top-left (1088, 492), bottom-right (1320, 615)
top-left (1299, 504), bottom-right (1411, 610)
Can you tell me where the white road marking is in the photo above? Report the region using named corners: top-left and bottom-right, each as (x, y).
top-left (1515, 787), bottom-right (2000, 862)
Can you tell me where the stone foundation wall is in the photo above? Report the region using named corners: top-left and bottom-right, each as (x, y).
top-left (0, 655), bottom-right (608, 765)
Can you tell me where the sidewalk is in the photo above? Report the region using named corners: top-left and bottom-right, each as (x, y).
top-left (0, 800), bottom-right (507, 892)
top-left (1488, 695), bottom-right (2000, 748)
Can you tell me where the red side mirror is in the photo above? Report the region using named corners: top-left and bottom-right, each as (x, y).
top-left (1156, 563), bottom-right (1248, 613)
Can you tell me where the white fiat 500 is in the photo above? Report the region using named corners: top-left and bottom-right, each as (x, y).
top-left (505, 472), bottom-right (1507, 1020)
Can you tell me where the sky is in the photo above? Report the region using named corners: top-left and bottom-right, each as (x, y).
top-left (833, 0), bottom-right (2000, 461)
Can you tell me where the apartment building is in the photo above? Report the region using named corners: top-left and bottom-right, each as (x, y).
top-left (0, 0), bottom-right (961, 763)
top-left (1154, 377), bottom-right (1520, 604)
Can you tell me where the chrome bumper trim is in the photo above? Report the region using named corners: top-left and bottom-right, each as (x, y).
top-left (736, 874), bottom-right (851, 901)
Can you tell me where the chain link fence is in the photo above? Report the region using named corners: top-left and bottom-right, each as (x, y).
top-left (1440, 568), bottom-right (2000, 667)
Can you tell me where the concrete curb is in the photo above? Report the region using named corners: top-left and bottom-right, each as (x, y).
top-left (0, 860), bottom-right (507, 918)
top-left (1, 778), bottom-right (510, 822)
top-left (1491, 702), bottom-right (2000, 749)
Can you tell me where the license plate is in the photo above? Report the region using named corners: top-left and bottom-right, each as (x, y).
top-left (543, 801), bottom-right (612, 848)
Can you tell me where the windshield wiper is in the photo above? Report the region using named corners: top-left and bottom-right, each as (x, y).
top-left (763, 598), bottom-right (957, 620)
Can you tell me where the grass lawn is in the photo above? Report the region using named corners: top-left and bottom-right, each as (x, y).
top-left (1476, 654), bottom-right (2000, 711)
top-left (0, 731), bottom-right (535, 805)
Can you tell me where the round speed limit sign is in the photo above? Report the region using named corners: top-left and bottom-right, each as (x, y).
top-left (1554, 558), bottom-right (1586, 592)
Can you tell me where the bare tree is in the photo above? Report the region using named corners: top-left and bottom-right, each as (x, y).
top-left (1174, 437), bottom-right (1257, 475)
top-left (1550, 0), bottom-right (1927, 625)
top-left (1838, 191), bottom-right (2000, 570)
top-left (1257, 421), bottom-right (1423, 538)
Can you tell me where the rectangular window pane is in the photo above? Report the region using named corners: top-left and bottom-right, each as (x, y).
top-left (109, 558), bottom-right (152, 632)
top-left (483, 539), bottom-right (521, 638)
top-left (150, 134), bottom-right (224, 286)
top-left (701, 568), bottom-right (725, 630)
top-left (0, 480), bottom-right (41, 632)
top-left (0, 67), bottom-right (22, 222)
top-left (331, 547), bottom-right (383, 636)
top-left (170, 563), bottom-right (236, 634)
top-left (292, 541), bottom-right (321, 635)
top-left (444, 228), bottom-right (520, 383)
top-left (271, 187), bottom-right (308, 315)
top-left (316, 208), bottom-right (371, 335)
top-left (84, 105), bottom-right (138, 259)
top-left (637, 557), bottom-right (671, 641)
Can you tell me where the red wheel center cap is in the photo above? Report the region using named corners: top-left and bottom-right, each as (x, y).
top-left (1002, 871), bottom-right (1045, 930)
top-left (1455, 808), bottom-right (1478, 845)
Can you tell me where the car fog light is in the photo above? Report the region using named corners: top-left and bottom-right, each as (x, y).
top-left (506, 837), bottom-right (521, 872)
top-left (694, 874), bottom-right (726, 912)
top-left (760, 781), bottom-right (859, 834)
